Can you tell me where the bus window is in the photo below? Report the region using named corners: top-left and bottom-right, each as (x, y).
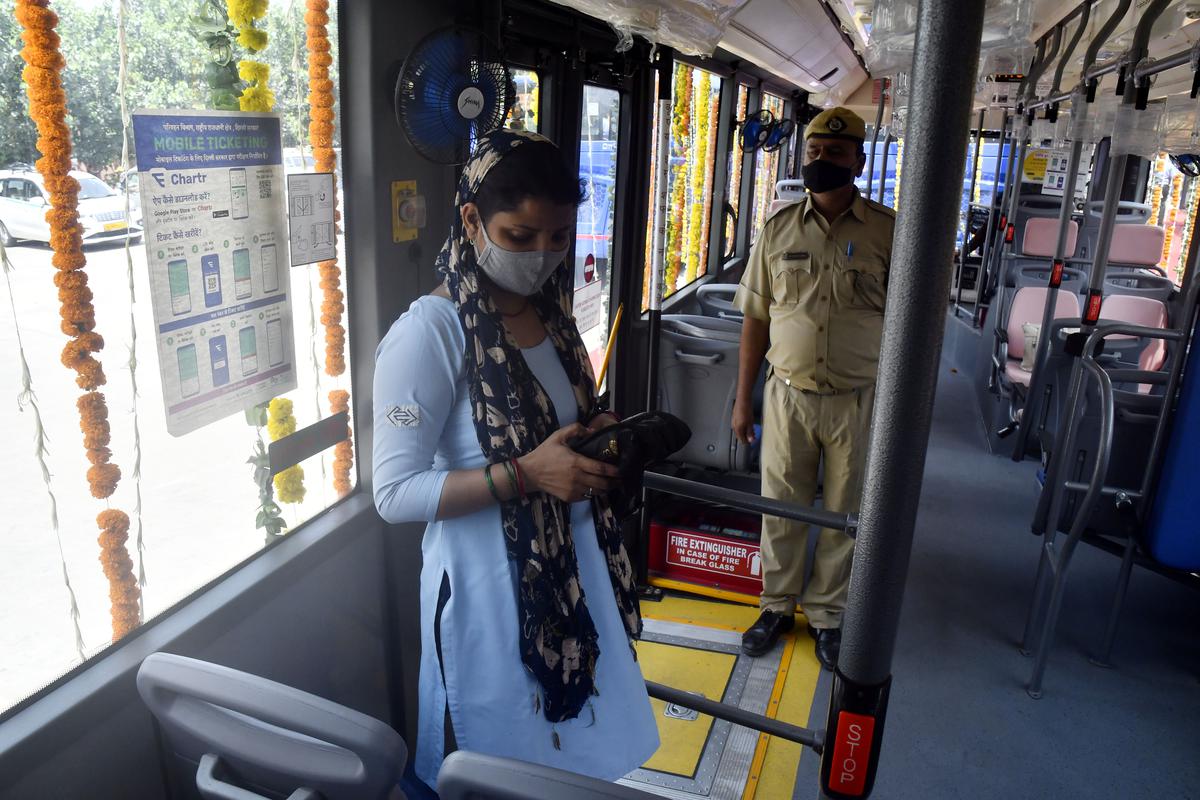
top-left (724, 84), bottom-right (750, 254)
top-left (507, 69), bottom-right (539, 133)
top-left (749, 91), bottom-right (785, 241)
top-left (576, 85), bottom-right (620, 381)
top-left (641, 62), bottom-right (723, 310)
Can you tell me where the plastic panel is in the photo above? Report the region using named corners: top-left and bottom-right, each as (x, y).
top-left (544, 0), bottom-right (751, 55)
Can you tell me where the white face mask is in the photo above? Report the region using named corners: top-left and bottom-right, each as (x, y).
top-left (474, 223), bottom-right (568, 297)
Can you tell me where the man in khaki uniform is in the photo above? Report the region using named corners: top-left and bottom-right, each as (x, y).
top-left (731, 107), bottom-right (895, 670)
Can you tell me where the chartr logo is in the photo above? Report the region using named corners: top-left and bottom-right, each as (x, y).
top-left (829, 711), bottom-right (876, 796)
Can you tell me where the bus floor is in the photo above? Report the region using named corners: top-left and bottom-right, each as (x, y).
top-left (782, 355), bottom-right (1200, 800)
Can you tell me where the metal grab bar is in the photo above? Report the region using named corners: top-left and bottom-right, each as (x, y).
top-left (1021, 321), bottom-right (1183, 698)
top-left (642, 471), bottom-right (858, 536)
top-left (644, 681), bottom-right (824, 752)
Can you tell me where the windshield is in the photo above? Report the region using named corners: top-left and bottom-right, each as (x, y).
top-left (77, 175), bottom-right (115, 200)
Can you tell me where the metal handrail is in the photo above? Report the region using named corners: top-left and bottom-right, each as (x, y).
top-left (644, 681), bottom-right (824, 752)
top-left (642, 471), bottom-right (857, 535)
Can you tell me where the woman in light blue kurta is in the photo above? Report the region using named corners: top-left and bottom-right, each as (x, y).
top-left (372, 131), bottom-right (658, 791)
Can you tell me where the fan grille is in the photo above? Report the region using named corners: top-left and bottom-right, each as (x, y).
top-left (396, 28), bottom-right (511, 164)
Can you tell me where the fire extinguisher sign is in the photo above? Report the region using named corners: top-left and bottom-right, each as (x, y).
top-left (666, 530), bottom-right (762, 579)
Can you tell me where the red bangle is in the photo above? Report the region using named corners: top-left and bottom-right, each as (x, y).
top-left (511, 458), bottom-right (527, 499)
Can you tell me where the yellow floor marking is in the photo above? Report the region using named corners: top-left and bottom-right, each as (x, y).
top-left (747, 631), bottom-right (823, 799)
top-left (649, 577), bottom-right (761, 607)
top-left (742, 631), bottom-right (797, 799)
top-left (636, 640), bottom-right (738, 777)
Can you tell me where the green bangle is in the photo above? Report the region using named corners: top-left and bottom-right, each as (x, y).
top-left (484, 464), bottom-right (502, 502)
top-left (501, 460), bottom-right (519, 498)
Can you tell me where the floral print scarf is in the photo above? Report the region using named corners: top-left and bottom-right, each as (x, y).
top-left (435, 129), bottom-right (641, 725)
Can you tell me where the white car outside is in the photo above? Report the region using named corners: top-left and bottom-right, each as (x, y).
top-left (0, 168), bottom-right (142, 246)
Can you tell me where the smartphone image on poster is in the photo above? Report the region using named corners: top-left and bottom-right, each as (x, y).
top-left (261, 243), bottom-right (279, 294)
top-left (230, 168), bottom-right (249, 220)
top-left (266, 318), bottom-right (283, 367)
top-left (177, 343), bottom-right (199, 398)
top-left (209, 335), bottom-right (229, 387)
top-left (239, 325), bottom-right (258, 376)
top-left (202, 254), bottom-right (222, 308)
top-left (233, 248), bottom-right (252, 300)
top-left (167, 259), bottom-right (191, 316)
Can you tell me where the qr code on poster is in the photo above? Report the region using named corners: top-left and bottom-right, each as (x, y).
top-left (258, 178), bottom-right (272, 199)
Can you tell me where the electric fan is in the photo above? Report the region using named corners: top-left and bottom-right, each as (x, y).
top-left (763, 118), bottom-right (796, 152)
top-left (739, 110), bottom-right (776, 152)
top-left (394, 26), bottom-right (513, 165)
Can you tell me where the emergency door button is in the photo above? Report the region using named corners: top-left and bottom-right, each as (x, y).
top-left (829, 710), bottom-right (877, 796)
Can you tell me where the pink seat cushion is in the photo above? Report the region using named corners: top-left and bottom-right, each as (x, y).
top-left (1006, 359), bottom-right (1033, 387)
top-left (1108, 224), bottom-right (1166, 266)
top-left (1098, 294), bottom-right (1169, 371)
top-left (1022, 218), bottom-right (1078, 258)
top-left (1006, 287), bottom-right (1081, 360)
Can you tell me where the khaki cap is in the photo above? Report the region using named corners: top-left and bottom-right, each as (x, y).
top-left (805, 107), bottom-right (867, 142)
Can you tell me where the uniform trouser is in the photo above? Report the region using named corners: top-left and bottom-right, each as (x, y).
top-left (759, 375), bottom-right (875, 628)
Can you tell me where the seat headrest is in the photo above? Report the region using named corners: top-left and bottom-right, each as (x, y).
top-left (1108, 224), bottom-right (1166, 266)
top-left (1021, 218), bottom-right (1078, 258)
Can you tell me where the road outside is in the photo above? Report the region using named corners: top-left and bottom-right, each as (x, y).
top-left (0, 237), bottom-right (348, 711)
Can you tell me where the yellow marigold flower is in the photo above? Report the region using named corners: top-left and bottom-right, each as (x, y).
top-left (274, 464), bottom-right (306, 504)
top-left (237, 26), bottom-right (268, 53)
top-left (238, 60), bottom-right (269, 84)
top-left (239, 83), bottom-right (276, 113)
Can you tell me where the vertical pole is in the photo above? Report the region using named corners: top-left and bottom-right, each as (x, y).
top-left (877, 133), bottom-right (894, 204)
top-left (955, 110), bottom-right (985, 314)
top-left (638, 49), bottom-right (673, 586)
top-left (866, 80), bottom-right (886, 202)
top-left (973, 112), bottom-right (1008, 326)
top-left (818, 1), bottom-right (986, 797)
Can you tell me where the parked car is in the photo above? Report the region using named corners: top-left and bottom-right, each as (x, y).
top-left (118, 168), bottom-right (143, 228)
top-left (0, 164), bottom-right (142, 246)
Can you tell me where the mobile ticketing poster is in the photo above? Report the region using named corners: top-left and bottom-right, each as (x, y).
top-left (132, 110), bottom-right (297, 437)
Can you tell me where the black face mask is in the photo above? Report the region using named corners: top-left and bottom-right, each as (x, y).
top-left (802, 159), bottom-right (854, 194)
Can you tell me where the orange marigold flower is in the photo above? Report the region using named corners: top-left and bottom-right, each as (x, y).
top-left (88, 462), bottom-right (121, 498)
top-left (75, 358), bottom-right (106, 390)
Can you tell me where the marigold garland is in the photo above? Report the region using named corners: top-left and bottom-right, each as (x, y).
top-left (227, 0), bottom-right (272, 111)
top-left (97, 510), bottom-right (139, 638)
top-left (329, 389), bottom-right (352, 496)
top-left (17, 0), bottom-right (139, 641)
top-left (268, 398), bottom-right (306, 504)
top-left (307, 0), bottom-right (355, 492)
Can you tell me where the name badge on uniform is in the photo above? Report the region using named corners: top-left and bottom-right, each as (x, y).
top-left (783, 251), bottom-right (810, 261)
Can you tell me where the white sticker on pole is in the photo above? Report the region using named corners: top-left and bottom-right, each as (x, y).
top-left (132, 109), bottom-right (298, 437)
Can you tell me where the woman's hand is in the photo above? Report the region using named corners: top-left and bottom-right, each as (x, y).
top-left (519, 423), bottom-right (620, 503)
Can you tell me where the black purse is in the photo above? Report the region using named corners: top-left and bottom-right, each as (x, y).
top-left (569, 411), bottom-right (692, 486)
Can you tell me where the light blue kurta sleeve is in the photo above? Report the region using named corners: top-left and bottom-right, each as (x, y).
top-left (372, 297), bottom-right (466, 524)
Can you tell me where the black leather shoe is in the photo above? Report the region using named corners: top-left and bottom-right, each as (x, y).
top-left (742, 610), bottom-right (795, 657)
top-left (807, 625), bottom-right (841, 671)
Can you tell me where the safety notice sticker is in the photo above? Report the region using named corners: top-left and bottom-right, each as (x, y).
top-left (286, 172), bottom-right (336, 266)
top-left (666, 530), bottom-right (762, 580)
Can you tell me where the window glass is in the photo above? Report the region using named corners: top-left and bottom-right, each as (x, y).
top-left (575, 85), bottom-right (620, 382)
top-left (724, 84), bottom-right (750, 256)
top-left (1145, 152), bottom-right (1195, 283)
top-left (749, 92), bottom-right (785, 242)
top-left (507, 69), bottom-right (540, 133)
top-left (0, 1), bottom-right (350, 714)
top-left (641, 62), bottom-right (722, 310)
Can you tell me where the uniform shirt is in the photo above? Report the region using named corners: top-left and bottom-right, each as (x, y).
top-left (734, 191), bottom-right (896, 392)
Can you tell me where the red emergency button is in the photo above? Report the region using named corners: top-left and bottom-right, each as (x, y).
top-left (1049, 259), bottom-right (1064, 288)
top-left (829, 711), bottom-right (877, 796)
top-left (1005, 223), bottom-right (1015, 244)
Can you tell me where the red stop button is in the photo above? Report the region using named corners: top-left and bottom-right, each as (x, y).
top-left (828, 711), bottom-right (877, 796)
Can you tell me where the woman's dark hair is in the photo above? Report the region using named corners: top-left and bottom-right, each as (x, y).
top-left (474, 140), bottom-right (587, 221)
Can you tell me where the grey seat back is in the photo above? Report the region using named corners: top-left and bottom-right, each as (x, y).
top-left (696, 283), bottom-right (742, 320)
top-left (137, 652), bottom-right (407, 800)
top-left (437, 751), bottom-right (660, 799)
top-left (1076, 201), bottom-right (1151, 262)
top-left (659, 314), bottom-right (752, 471)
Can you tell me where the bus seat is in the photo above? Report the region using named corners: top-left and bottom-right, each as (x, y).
top-left (696, 283), bottom-right (741, 320)
top-left (1021, 217), bottom-right (1078, 258)
top-left (1003, 288), bottom-right (1081, 388)
top-left (1015, 264), bottom-right (1086, 296)
top-left (1098, 295), bottom-right (1169, 381)
top-left (1103, 270), bottom-right (1175, 302)
top-left (659, 314), bottom-right (757, 471)
top-left (437, 751), bottom-right (660, 799)
top-left (1076, 201), bottom-right (1152, 260)
top-left (774, 179), bottom-right (805, 202)
top-left (1107, 223), bottom-right (1165, 266)
top-left (137, 652), bottom-right (411, 800)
